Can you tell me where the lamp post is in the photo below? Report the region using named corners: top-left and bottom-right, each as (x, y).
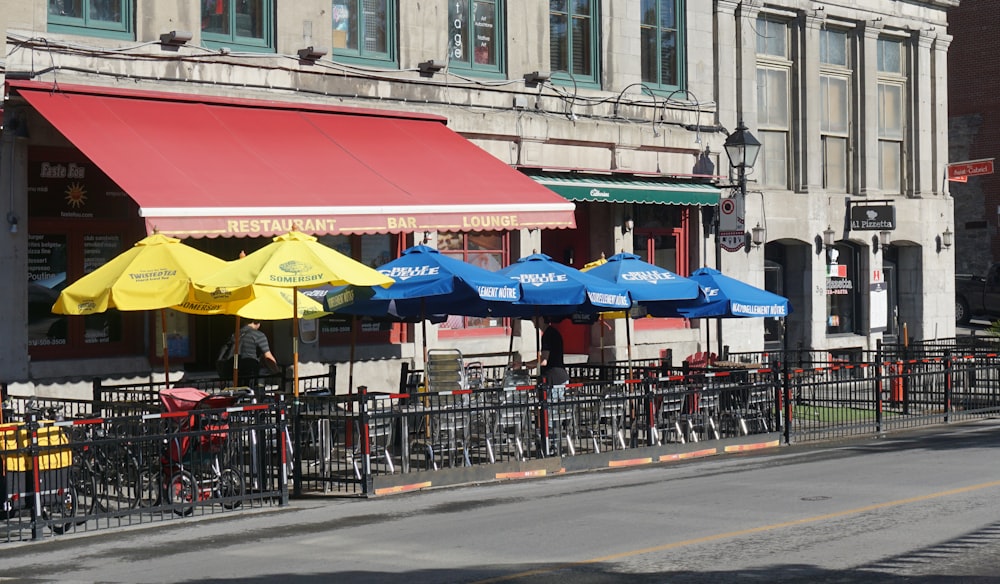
top-left (710, 121), bottom-right (761, 355)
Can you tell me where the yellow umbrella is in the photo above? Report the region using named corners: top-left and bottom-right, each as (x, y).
top-left (174, 285), bottom-right (328, 388)
top-left (193, 231), bottom-right (393, 397)
top-left (52, 232), bottom-right (226, 384)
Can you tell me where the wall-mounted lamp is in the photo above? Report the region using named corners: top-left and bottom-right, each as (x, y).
top-left (751, 223), bottom-right (765, 248)
top-left (523, 71), bottom-right (550, 88)
top-left (6, 213), bottom-right (18, 234)
top-left (418, 59), bottom-right (446, 77)
top-left (823, 226), bottom-right (836, 249)
top-left (421, 231), bottom-right (432, 244)
top-left (873, 229), bottom-right (892, 254)
top-left (942, 227), bottom-right (953, 250)
top-left (622, 216), bottom-right (634, 234)
top-left (297, 46), bottom-right (328, 61)
top-left (159, 30), bottom-right (192, 47)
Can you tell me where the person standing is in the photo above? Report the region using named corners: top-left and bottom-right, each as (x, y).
top-left (523, 316), bottom-right (569, 386)
top-left (237, 320), bottom-right (279, 390)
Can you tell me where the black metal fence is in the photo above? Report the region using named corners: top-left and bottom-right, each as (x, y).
top-left (2, 395), bottom-right (288, 543)
top-left (5, 339), bottom-right (1000, 542)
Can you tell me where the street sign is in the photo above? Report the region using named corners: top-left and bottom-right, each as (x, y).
top-left (948, 159), bottom-right (994, 180)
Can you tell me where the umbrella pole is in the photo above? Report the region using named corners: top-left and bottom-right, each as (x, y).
top-left (160, 309), bottom-right (170, 387)
top-left (349, 315), bottom-right (357, 395)
top-left (625, 311), bottom-right (633, 379)
top-left (599, 314), bottom-right (606, 365)
top-left (232, 316), bottom-right (241, 388)
top-left (293, 287), bottom-right (300, 399)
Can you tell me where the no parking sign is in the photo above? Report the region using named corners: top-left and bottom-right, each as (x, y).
top-left (718, 195), bottom-right (746, 252)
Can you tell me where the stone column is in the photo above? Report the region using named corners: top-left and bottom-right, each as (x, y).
top-left (858, 20), bottom-right (884, 197)
top-left (910, 29), bottom-right (936, 198)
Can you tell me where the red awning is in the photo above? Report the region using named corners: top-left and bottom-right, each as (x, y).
top-left (11, 81), bottom-right (575, 238)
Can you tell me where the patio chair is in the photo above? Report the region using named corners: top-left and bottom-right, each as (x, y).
top-left (485, 387), bottom-right (530, 462)
top-left (426, 349), bottom-right (465, 393)
top-left (410, 398), bottom-right (472, 470)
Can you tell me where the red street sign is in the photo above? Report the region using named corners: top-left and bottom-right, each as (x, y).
top-left (948, 159), bottom-right (994, 180)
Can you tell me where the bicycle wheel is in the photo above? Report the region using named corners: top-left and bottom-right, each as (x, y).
top-left (136, 463), bottom-right (162, 508)
top-left (46, 485), bottom-right (77, 535)
top-left (218, 468), bottom-right (245, 510)
top-left (71, 457), bottom-right (98, 518)
top-left (166, 470), bottom-right (197, 517)
top-left (108, 452), bottom-right (142, 509)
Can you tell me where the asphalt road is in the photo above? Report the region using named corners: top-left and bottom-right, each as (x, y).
top-left (3, 421), bottom-right (1000, 583)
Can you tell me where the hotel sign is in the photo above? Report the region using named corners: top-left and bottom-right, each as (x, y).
top-left (850, 205), bottom-right (896, 231)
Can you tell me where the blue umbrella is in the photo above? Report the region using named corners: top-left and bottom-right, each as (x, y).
top-left (678, 267), bottom-right (791, 319)
top-left (492, 253), bottom-right (631, 317)
top-left (323, 245), bottom-right (521, 317)
top-left (583, 253), bottom-right (704, 316)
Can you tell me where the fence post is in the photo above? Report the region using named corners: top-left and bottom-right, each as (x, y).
top-left (875, 340), bottom-right (883, 434)
top-left (538, 381), bottom-right (551, 457)
top-left (92, 378), bottom-right (103, 417)
top-left (944, 350), bottom-right (953, 423)
top-left (291, 393), bottom-right (303, 498)
top-left (26, 412), bottom-right (41, 540)
top-left (277, 394), bottom-right (289, 505)
top-left (643, 374), bottom-right (655, 447)
top-left (781, 359), bottom-right (791, 445)
top-left (358, 386), bottom-right (373, 495)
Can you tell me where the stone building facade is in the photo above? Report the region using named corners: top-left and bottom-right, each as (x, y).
top-left (0, 1), bottom-right (956, 396)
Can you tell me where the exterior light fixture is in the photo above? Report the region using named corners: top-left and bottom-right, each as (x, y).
top-left (297, 46), bottom-right (328, 61)
top-left (159, 30), bottom-right (193, 47)
top-left (622, 216), bottom-right (634, 234)
top-left (823, 226), bottom-right (836, 249)
top-left (523, 71), bottom-right (551, 88)
top-left (751, 223), bottom-right (765, 248)
top-left (723, 121), bottom-right (762, 172)
top-left (942, 227), bottom-right (953, 250)
top-left (418, 59), bottom-right (446, 77)
top-left (7, 213), bottom-right (18, 234)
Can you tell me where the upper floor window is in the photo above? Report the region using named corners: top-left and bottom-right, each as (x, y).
top-left (201, 0), bottom-right (274, 52)
top-left (877, 37), bottom-right (906, 194)
top-left (640, 0), bottom-right (685, 91)
top-left (755, 16), bottom-right (792, 190)
top-left (332, 0), bottom-right (397, 66)
top-left (448, 0), bottom-right (504, 77)
top-left (550, 0), bottom-right (600, 87)
top-left (820, 28), bottom-right (852, 193)
top-left (48, 0), bottom-right (133, 39)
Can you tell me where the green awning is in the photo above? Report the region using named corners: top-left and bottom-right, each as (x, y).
top-left (530, 173), bottom-right (720, 206)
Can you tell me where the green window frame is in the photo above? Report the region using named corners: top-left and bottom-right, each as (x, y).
top-left (640, 0), bottom-right (685, 91)
top-left (448, 0), bottom-right (505, 77)
top-left (332, 0), bottom-right (398, 67)
top-left (549, 0), bottom-right (600, 88)
top-left (201, 0), bottom-right (275, 53)
top-left (48, 0), bottom-right (134, 40)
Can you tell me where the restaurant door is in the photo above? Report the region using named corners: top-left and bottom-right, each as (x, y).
top-left (541, 206), bottom-right (591, 356)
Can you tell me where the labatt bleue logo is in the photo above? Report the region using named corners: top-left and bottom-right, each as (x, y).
top-left (513, 272), bottom-right (568, 287)
top-left (380, 265), bottom-right (440, 281)
top-left (621, 270), bottom-right (678, 284)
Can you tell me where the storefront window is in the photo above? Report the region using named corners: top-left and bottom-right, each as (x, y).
top-left (317, 234), bottom-right (396, 337)
top-left (448, 0), bottom-right (503, 75)
top-left (201, 0), bottom-right (274, 51)
top-left (438, 231), bottom-right (507, 331)
top-left (48, 0), bottom-right (133, 38)
top-left (332, 0), bottom-right (396, 65)
top-left (825, 243), bottom-right (859, 334)
top-left (27, 149), bottom-right (142, 360)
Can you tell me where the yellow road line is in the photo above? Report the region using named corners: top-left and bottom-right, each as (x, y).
top-left (471, 479), bottom-right (1000, 583)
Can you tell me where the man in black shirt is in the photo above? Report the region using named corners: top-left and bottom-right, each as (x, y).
top-left (524, 316), bottom-right (569, 386)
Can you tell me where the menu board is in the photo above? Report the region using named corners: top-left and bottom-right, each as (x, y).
top-left (27, 233), bottom-right (68, 346)
top-left (83, 234), bottom-right (121, 274)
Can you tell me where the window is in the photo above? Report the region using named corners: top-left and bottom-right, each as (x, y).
top-left (332, 0), bottom-right (397, 66)
top-left (820, 28), bottom-right (851, 192)
top-left (48, 0), bottom-right (133, 39)
top-left (26, 149), bottom-right (144, 360)
top-left (877, 38), bottom-right (906, 194)
top-left (755, 16), bottom-right (791, 189)
top-left (201, 0), bottom-right (274, 51)
top-left (549, 0), bottom-right (600, 87)
top-left (448, 0), bottom-right (504, 76)
top-left (438, 231), bottom-right (508, 333)
top-left (640, 0), bottom-right (685, 91)
top-left (764, 260), bottom-right (784, 347)
top-left (317, 234), bottom-right (399, 339)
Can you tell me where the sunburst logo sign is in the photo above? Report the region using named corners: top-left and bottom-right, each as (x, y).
top-left (64, 182), bottom-right (87, 208)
